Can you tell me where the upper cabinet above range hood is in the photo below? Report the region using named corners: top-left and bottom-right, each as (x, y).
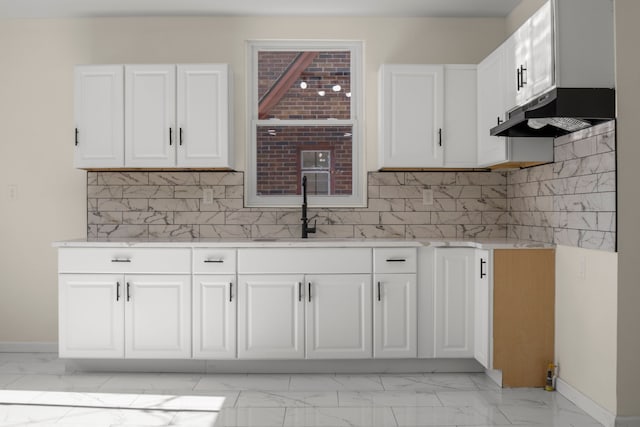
top-left (490, 87), bottom-right (615, 138)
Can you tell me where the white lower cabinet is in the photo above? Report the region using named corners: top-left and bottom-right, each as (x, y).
top-left (434, 249), bottom-right (475, 358)
top-left (374, 273), bottom-right (417, 358)
top-left (434, 248), bottom-right (492, 367)
top-left (193, 275), bottom-right (236, 359)
top-left (59, 274), bottom-right (124, 358)
top-left (125, 274), bottom-right (191, 359)
top-left (306, 274), bottom-right (372, 359)
top-left (474, 250), bottom-right (491, 369)
top-left (59, 273), bottom-right (191, 359)
top-left (237, 275), bottom-right (305, 359)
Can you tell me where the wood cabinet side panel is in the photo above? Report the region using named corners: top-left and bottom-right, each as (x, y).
top-left (493, 249), bottom-right (555, 387)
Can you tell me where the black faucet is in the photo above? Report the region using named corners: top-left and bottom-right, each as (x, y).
top-left (301, 176), bottom-right (316, 238)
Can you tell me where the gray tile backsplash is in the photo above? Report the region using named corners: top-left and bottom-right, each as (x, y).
top-left (86, 121), bottom-right (616, 251)
top-left (507, 121), bottom-right (616, 251)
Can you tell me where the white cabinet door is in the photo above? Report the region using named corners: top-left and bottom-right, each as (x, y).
top-left (514, 21), bottom-right (533, 106)
top-left (529, 1), bottom-right (554, 97)
top-left (74, 65), bottom-right (124, 168)
top-left (59, 274), bottom-right (124, 358)
top-left (124, 274), bottom-right (191, 359)
top-left (477, 48), bottom-right (508, 167)
top-left (237, 275), bottom-right (304, 359)
top-left (434, 249), bottom-right (474, 358)
top-left (193, 274), bottom-right (236, 359)
top-left (443, 65), bottom-right (477, 168)
top-left (306, 274), bottom-right (372, 359)
top-left (125, 65), bottom-right (176, 167)
top-left (474, 250), bottom-right (491, 369)
top-left (177, 64), bottom-right (232, 168)
top-left (373, 274), bottom-right (417, 358)
top-left (379, 65), bottom-right (444, 168)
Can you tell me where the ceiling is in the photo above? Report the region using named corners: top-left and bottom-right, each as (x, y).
top-left (0, 0), bottom-right (523, 19)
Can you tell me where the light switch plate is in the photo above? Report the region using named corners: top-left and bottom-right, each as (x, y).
top-left (203, 188), bottom-right (214, 205)
top-left (422, 188), bottom-right (433, 205)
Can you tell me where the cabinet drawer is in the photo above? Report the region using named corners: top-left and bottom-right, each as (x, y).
top-left (193, 249), bottom-right (236, 274)
top-left (374, 248), bottom-right (417, 273)
top-left (238, 248), bottom-right (371, 274)
top-left (58, 248), bottom-right (190, 274)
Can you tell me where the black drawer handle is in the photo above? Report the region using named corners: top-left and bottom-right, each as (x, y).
top-left (204, 259), bottom-right (224, 263)
top-left (386, 258), bottom-right (407, 262)
top-left (480, 258), bottom-right (487, 279)
top-left (111, 259), bottom-right (131, 263)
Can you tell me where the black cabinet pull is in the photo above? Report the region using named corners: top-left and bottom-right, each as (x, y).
top-left (111, 258), bottom-right (131, 263)
top-left (75, 128), bottom-right (79, 146)
top-left (480, 258), bottom-right (487, 279)
top-left (438, 128), bottom-right (442, 147)
top-left (497, 116), bottom-right (503, 125)
top-left (126, 282), bottom-right (131, 302)
top-left (179, 127), bottom-right (183, 146)
top-left (116, 282), bottom-right (120, 301)
top-left (298, 282), bottom-right (302, 302)
top-left (169, 127), bottom-right (173, 146)
top-left (308, 282), bottom-right (312, 302)
top-left (520, 65), bottom-right (527, 86)
top-left (204, 259), bottom-right (224, 263)
top-left (386, 258), bottom-right (406, 263)
top-left (229, 282), bottom-right (233, 302)
top-left (377, 281), bottom-right (381, 302)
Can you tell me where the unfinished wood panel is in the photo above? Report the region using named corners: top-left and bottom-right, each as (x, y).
top-left (493, 249), bottom-right (555, 387)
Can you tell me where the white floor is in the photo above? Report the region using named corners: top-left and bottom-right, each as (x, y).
top-left (0, 353), bottom-right (602, 427)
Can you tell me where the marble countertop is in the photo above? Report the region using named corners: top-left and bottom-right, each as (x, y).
top-left (52, 237), bottom-right (554, 250)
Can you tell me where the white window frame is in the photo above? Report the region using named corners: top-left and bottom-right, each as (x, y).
top-left (246, 40), bottom-right (365, 207)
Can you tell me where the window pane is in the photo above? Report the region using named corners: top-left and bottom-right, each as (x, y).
top-left (256, 125), bottom-right (352, 196)
top-left (258, 51), bottom-right (351, 120)
top-left (303, 172), bottom-right (330, 195)
top-left (301, 151), bottom-right (330, 169)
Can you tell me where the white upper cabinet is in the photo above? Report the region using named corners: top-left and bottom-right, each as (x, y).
top-left (74, 63), bottom-right (232, 169)
top-left (74, 65), bottom-right (124, 168)
top-left (125, 65), bottom-right (176, 168)
top-left (443, 65), bottom-right (478, 168)
top-left (477, 49), bottom-right (508, 167)
top-left (378, 64), bottom-right (444, 168)
top-left (177, 64), bottom-right (231, 168)
top-left (529, 1), bottom-right (554, 96)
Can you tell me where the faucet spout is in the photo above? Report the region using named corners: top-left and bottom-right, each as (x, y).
top-left (301, 176), bottom-right (316, 238)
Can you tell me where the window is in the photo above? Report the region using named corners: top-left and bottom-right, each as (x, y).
top-left (301, 150), bottom-right (331, 195)
top-left (247, 40), bottom-right (364, 207)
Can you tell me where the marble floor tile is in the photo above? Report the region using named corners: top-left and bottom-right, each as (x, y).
top-left (30, 390), bottom-right (140, 408)
top-left (236, 391), bottom-right (338, 407)
top-left (216, 407), bottom-right (286, 426)
top-left (468, 373), bottom-right (502, 390)
top-left (131, 393), bottom-right (228, 411)
top-left (289, 374), bottom-right (384, 391)
top-left (283, 406), bottom-right (397, 427)
top-left (57, 406), bottom-right (176, 426)
top-left (498, 402), bottom-right (603, 426)
top-left (392, 405), bottom-right (511, 426)
top-left (436, 389), bottom-right (553, 408)
top-left (194, 374), bottom-right (291, 392)
top-left (338, 390), bottom-right (441, 407)
top-left (0, 374), bottom-right (22, 388)
top-left (170, 410), bottom-right (221, 426)
top-left (381, 373), bottom-right (478, 392)
top-left (0, 353), bottom-right (68, 375)
top-left (99, 373), bottom-right (201, 393)
top-left (4, 373), bottom-right (111, 391)
top-left (0, 403), bottom-right (72, 425)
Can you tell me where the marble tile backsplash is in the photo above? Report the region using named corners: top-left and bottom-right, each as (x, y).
top-left (86, 121), bottom-right (616, 251)
top-left (507, 120), bottom-right (616, 251)
top-left (87, 171), bottom-right (509, 240)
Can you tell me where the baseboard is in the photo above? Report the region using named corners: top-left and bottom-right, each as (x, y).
top-left (615, 416), bottom-right (640, 427)
top-left (0, 342), bottom-right (57, 353)
top-left (485, 368), bottom-right (502, 387)
top-left (556, 377), bottom-right (616, 427)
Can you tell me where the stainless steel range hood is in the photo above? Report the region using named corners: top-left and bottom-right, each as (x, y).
top-left (490, 88), bottom-right (615, 138)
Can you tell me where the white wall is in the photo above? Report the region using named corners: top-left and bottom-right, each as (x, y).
top-left (555, 245), bottom-right (618, 413)
top-left (0, 16), bottom-right (505, 342)
top-left (614, 0), bottom-right (640, 419)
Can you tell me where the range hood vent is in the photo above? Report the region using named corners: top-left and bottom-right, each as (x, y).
top-left (490, 88), bottom-right (615, 138)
